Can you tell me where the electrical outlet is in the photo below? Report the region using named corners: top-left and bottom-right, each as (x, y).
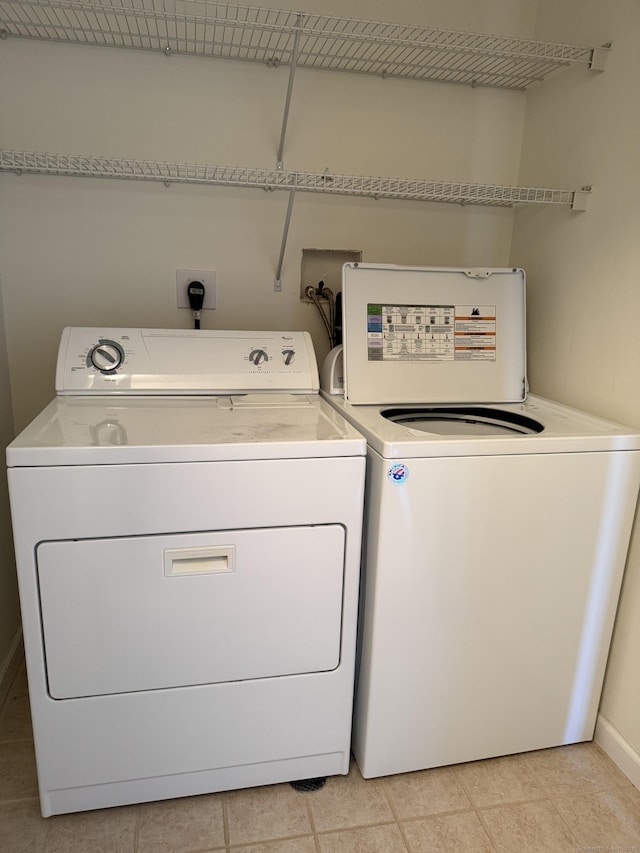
top-left (176, 269), bottom-right (217, 310)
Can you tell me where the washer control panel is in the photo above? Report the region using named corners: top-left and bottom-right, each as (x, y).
top-left (56, 328), bottom-right (319, 395)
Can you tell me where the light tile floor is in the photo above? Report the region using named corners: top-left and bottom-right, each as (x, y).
top-left (2, 660), bottom-right (640, 853)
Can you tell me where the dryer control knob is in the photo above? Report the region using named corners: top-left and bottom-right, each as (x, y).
top-left (249, 349), bottom-right (269, 365)
top-left (282, 349), bottom-right (295, 365)
top-left (88, 340), bottom-right (125, 374)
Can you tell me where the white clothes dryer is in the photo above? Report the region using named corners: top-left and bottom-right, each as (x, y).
top-left (7, 327), bottom-right (366, 816)
top-left (321, 264), bottom-right (640, 779)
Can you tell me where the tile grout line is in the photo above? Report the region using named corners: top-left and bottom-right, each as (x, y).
top-left (473, 802), bottom-right (505, 853)
top-left (474, 794), bottom-right (561, 813)
top-left (221, 790), bottom-right (231, 851)
top-left (397, 806), bottom-right (481, 822)
top-left (546, 795), bottom-right (589, 850)
top-left (375, 774), bottom-right (414, 852)
top-left (132, 803), bottom-right (142, 853)
top-left (0, 794), bottom-right (41, 805)
top-left (314, 819), bottom-right (404, 834)
top-left (0, 737), bottom-right (36, 744)
top-left (451, 764), bottom-right (501, 853)
top-left (227, 830), bottom-right (318, 850)
top-left (296, 784), bottom-right (322, 853)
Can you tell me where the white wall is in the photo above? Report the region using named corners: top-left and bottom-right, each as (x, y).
top-left (0, 279), bottom-right (20, 697)
top-left (511, 0), bottom-right (640, 779)
top-left (0, 0), bottom-right (534, 430)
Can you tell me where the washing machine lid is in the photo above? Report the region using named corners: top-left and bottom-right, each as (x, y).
top-left (7, 394), bottom-right (366, 466)
top-left (341, 264), bottom-right (527, 405)
top-left (322, 393), bottom-right (640, 458)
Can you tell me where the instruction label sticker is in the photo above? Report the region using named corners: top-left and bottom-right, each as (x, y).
top-left (454, 306), bottom-right (496, 361)
top-left (367, 303), bottom-right (496, 362)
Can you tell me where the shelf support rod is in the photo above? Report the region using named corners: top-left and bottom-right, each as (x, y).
top-left (274, 189), bottom-right (296, 291)
top-left (276, 14), bottom-right (304, 170)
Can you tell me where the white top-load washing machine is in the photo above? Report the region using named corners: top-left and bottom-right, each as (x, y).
top-left (321, 263), bottom-right (640, 779)
top-left (7, 327), bottom-right (366, 816)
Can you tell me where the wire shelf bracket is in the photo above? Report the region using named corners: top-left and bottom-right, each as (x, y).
top-left (274, 188), bottom-right (295, 291)
top-left (276, 12), bottom-right (302, 168)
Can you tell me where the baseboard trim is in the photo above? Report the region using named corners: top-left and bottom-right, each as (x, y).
top-left (595, 714), bottom-right (640, 791)
top-left (0, 627), bottom-right (23, 711)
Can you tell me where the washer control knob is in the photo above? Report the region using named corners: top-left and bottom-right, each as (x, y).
top-left (88, 340), bottom-right (125, 373)
top-left (249, 349), bottom-right (269, 365)
top-left (282, 349), bottom-right (295, 366)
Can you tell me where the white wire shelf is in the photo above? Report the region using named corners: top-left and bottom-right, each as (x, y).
top-left (0, 150), bottom-right (588, 208)
top-left (0, 1), bottom-right (607, 90)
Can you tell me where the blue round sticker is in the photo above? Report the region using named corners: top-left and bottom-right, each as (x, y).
top-left (388, 463), bottom-right (409, 484)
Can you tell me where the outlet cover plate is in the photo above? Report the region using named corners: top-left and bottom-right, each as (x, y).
top-left (176, 269), bottom-right (216, 310)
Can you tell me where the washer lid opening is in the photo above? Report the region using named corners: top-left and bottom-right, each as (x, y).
top-left (382, 406), bottom-right (544, 436)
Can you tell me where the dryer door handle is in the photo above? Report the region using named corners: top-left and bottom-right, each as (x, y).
top-left (164, 546), bottom-right (235, 577)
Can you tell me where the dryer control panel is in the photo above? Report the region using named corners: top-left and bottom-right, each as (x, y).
top-left (56, 328), bottom-right (319, 395)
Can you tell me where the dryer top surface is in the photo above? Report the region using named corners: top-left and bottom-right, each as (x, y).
top-left (7, 394), bottom-right (366, 466)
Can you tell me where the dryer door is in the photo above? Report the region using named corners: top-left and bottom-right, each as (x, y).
top-left (37, 525), bottom-right (345, 699)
